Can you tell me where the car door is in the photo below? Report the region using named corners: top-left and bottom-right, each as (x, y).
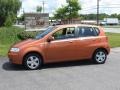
top-left (44, 27), bottom-right (78, 63)
top-left (75, 26), bottom-right (99, 59)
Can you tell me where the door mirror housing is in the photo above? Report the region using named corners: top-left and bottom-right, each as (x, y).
top-left (47, 36), bottom-right (54, 42)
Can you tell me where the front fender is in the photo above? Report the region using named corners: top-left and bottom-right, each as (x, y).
top-left (20, 46), bottom-right (45, 62)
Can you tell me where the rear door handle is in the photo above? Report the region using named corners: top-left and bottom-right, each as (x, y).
top-left (68, 41), bottom-right (73, 43)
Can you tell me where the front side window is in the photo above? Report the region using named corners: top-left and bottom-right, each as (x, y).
top-left (78, 27), bottom-right (97, 37)
top-left (35, 26), bottom-right (57, 39)
top-left (52, 27), bottom-right (75, 40)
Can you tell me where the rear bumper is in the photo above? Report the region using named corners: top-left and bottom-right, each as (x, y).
top-left (106, 46), bottom-right (110, 54)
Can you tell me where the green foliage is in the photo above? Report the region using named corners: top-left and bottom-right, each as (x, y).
top-left (0, 26), bottom-right (24, 44)
top-left (36, 6), bottom-right (42, 13)
top-left (54, 0), bottom-right (81, 20)
top-left (18, 31), bottom-right (38, 40)
top-left (80, 13), bottom-right (108, 20)
top-left (4, 15), bottom-right (13, 27)
top-left (106, 33), bottom-right (120, 48)
top-left (80, 13), bottom-right (120, 20)
top-left (54, 6), bottom-right (67, 19)
top-left (67, 0), bottom-right (81, 18)
top-left (0, 26), bottom-right (43, 56)
top-left (0, 0), bottom-right (21, 26)
top-left (109, 13), bottom-right (118, 18)
top-left (17, 14), bottom-right (24, 22)
top-left (117, 14), bottom-right (120, 20)
top-left (0, 26), bottom-right (24, 56)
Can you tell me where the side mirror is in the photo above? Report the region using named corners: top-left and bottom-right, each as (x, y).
top-left (47, 36), bottom-right (54, 42)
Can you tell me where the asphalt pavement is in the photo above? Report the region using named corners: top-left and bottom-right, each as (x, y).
top-left (0, 48), bottom-right (120, 90)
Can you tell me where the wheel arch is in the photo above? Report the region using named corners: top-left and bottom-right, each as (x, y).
top-left (22, 51), bottom-right (44, 64)
top-left (93, 47), bottom-right (109, 56)
top-left (91, 47), bottom-right (108, 64)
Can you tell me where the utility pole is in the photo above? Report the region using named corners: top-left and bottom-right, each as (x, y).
top-left (42, 0), bottom-right (46, 13)
top-left (67, 0), bottom-right (71, 24)
top-left (42, 0), bottom-right (45, 13)
top-left (39, 0), bottom-right (47, 13)
top-left (23, 8), bottom-right (26, 30)
top-left (97, 0), bottom-right (99, 25)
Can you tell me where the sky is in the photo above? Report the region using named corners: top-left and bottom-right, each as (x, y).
top-left (18, 0), bottom-right (120, 17)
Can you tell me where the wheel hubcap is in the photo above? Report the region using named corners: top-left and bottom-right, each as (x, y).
top-left (95, 51), bottom-right (106, 63)
top-left (27, 56), bottom-right (40, 69)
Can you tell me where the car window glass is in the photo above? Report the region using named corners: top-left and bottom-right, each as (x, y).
top-left (93, 27), bottom-right (100, 35)
top-left (35, 26), bottom-right (57, 39)
top-left (52, 27), bottom-right (75, 40)
top-left (78, 27), bottom-right (97, 37)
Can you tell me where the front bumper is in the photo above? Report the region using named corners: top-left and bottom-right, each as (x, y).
top-left (8, 52), bottom-right (22, 65)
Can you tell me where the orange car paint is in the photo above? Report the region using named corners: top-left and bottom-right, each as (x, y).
top-left (8, 24), bottom-right (110, 65)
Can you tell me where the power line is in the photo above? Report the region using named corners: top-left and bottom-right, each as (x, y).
top-left (82, 4), bottom-right (120, 10)
top-left (99, 6), bottom-right (120, 8)
top-left (82, 6), bottom-right (120, 11)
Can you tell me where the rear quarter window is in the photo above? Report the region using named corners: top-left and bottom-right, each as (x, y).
top-left (78, 27), bottom-right (98, 37)
top-left (93, 27), bottom-right (100, 36)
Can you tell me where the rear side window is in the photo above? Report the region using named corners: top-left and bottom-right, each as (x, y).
top-left (78, 27), bottom-right (98, 37)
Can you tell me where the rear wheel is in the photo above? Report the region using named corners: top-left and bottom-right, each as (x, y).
top-left (92, 49), bottom-right (107, 64)
top-left (23, 53), bottom-right (42, 70)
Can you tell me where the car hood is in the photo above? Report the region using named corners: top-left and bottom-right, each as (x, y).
top-left (13, 39), bottom-right (37, 48)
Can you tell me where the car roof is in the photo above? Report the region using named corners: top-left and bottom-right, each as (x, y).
top-left (55, 24), bottom-right (99, 28)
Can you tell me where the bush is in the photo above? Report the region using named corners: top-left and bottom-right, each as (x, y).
top-left (18, 31), bottom-right (38, 40)
top-left (4, 15), bottom-right (13, 27)
top-left (0, 26), bottom-right (24, 56)
top-left (0, 26), bottom-right (24, 44)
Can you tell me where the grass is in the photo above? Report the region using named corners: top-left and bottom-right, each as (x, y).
top-left (0, 44), bottom-right (12, 56)
top-left (0, 26), bottom-right (120, 56)
top-left (104, 25), bottom-right (120, 28)
top-left (0, 26), bottom-right (24, 56)
top-left (106, 33), bottom-right (120, 48)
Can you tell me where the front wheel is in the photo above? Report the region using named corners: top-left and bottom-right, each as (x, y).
top-left (92, 49), bottom-right (107, 64)
top-left (23, 53), bottom-right (42, 70)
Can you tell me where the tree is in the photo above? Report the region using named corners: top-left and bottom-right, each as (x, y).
top-left (17, 14), bottom-right (25, 24)
top-left (80, 13), bottom-right (109, 20)
top-left (0, 0), bottom-right (21, 26)
top-left (67, 0), bottom-right (81, 19)
top-left (4, 14), bottom-right (13, 27)
top-left (109, 13), bottom-right (118, 18)
top-left (54, 0), bottom-right (81, 20)
top-left (54, 6), bottom-right (68, 19)
top-left (36, 6), bottom-right (42, 13)
top-left (117, 14), bottom-right (120, 20)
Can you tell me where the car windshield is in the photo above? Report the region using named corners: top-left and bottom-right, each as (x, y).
top-left (35, 26), bottom-right (57, 39)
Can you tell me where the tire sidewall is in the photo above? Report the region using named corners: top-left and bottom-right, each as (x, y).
top-left (24, 53), bottom-right (42, 70)
top-left (93, 49), bottom-right (107, 64)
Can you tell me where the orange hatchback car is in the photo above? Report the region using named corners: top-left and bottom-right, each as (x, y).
top-left (8, 24), bottom-right (110, 70)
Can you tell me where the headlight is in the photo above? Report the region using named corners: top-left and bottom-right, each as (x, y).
top-left (10, 48), bottom-right (20, 52)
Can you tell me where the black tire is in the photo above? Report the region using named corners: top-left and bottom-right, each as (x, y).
top-left (92, 49), bottom-right (107, 64)
top-left (23, 53), bottom-right (42, 70)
